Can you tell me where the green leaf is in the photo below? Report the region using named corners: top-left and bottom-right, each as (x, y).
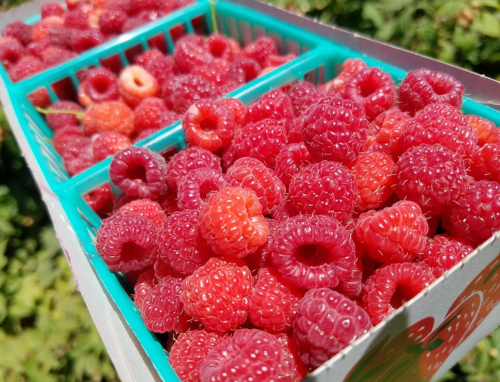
top-left (472, 11), bottom-right (500, 37)
top-left (363, 4), bottom-right (385, 28)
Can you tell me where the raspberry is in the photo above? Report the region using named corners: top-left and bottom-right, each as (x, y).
top-left (109, 147), bottom-right (167, 199)
top-left (204, 34), bottom-right (233, 61)
top-left (342, 68), bottom-right (396, 121)
top-left (239, 36), bottom-right (277, 66)
top-left (286, 115), bottom-right (307, 144)
top-left (83, 67), bottom-right (120, 103)
top-left (62, 137), bottom-right (95, 176)
top-left (174, 38), bottom-right (213, 73)
top-left (246, 89), bottom-right (294, 123)
top-left (169, 330), bottom-right (225, 382)
top-left (53, 126), bottom-right (84, 154)
top-left (177, 168), bottom-right (228, 211)
top-left (264, 54), bottom-right (296, 68)
top-left (162, 74), bottom-right (216, 114)
top-left (118, 65), bottom-right (159, 108)
top-left (77, 84), bottom-right (93, 108)
top-left (96, 212), bottom-right (158, 272)
top-left (118, 198), bottom-right (166, 228)
top-left (93, 131), bottom-right (132, 162)
top-left (45, 101), bottom-right (83, 131)
top-left (226, 157), bottom-right (285, 215)
top-left (83, 183), bottom-right (114, 218)
top-left (113, 193), bottom-right (138, 212)
top-left (244, 218), bottom-right (277, 274)
top-left (64, 9), bottom-right (89, 30)
top-left (182, 100), bottom-right (236, 152)
top-left (48, 26), bottom-right (73, 49)
top-left (200, 329), bottom-right (293, 382)
top-left (133, 97), bottom-right (169, 133)
top-left (8, 55), bottom-right (44, 82)
top-left (443, 179), bottom-right (500, 245)
top-left (363, 262), bottom-right (435, 325)
top-left (133, 269), bottom-right (157, 310)
top-left (469, 143), bottom-right (500, 182)
top-left (355, 200), bottom-right (428, 264)
top-left (140, 276), bottom-right (192, 333)
top-left (219, 98), bottom-right (246, 126)
top-left (159, 110), bottom-right (181, 127)
top-left (227, 57), bottom-right (261, 84)
top-left (66, 0), bottom-right (89, 10)
top-left (41, 2), bottom-right (66, 18)
top-left (191, 59), bottom-right (231, 86)
top-left (402, 103), bottom-right (477, 158)
top-left (166, 146), bottom-right (222, 192)
top-left (71, 28), bottom-right (105, 53)
top-left (288, 161), bottom-right (357, 223)
top-left (25, 39), bottom-right (51, 60)
top-left (320, 58), bottom-right (368, 94)
top-left (32, 17), bottom-right (65, 42)
top-left (302, 96), bottom-right (368, 164)
top-left (200, 187), bottom-right (268, 258)
top-left (42, 46), bottom-right (76, 68)
top-left (288, 82), bottom-right (327, 118)
top-left (399, 68), bottom-right (465, 115)
top-left (181, 257), bottom-right (253, 332)
top-left (28, 89), bottom-right (51, 109)
top-left (271, 197), bottom-right (299, 221)
top-left (274, 142), bottom-right (314, 188)
top-left (249, 267), bottom-right (304, 333)
top-left (350, 151), bottom-right (395, 212)
top-left (82, 101), bottom-right (134, 136)
top-left (154, 257), bottom-right (173, 280)
top-left (466, 115), bottom-right (499, 146)
top-left (135, 49), bottom-right (163, 68)
top-left (105, 0), bottom-right (131, 12)
top-left (231, 118), bottom-right (288, 169)
top-left (121, 17), bottom-right (146, 33)
top-left (143, 54), bottom-right (175, 88)
top-left (394, 144), bottom-right (470, 216)
top-left (0, 39), bottom-right (24, 70)
top-left (273, 333), bottom-right (308, 382)
top-left (418, 235), bottom-right (474, 277)
top-left (2, 21), bottom-right (32, 46)
top-left (98, 9), bottom-right (127, 34)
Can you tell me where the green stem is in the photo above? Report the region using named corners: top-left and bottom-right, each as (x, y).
top-left (35, 107), bottom-right (85, 121)
top-left (209, 0), bottom-right (219, 35)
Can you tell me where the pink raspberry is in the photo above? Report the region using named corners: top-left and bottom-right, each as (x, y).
top-left (288, 161), bottom-right (357, 223)
top-left (244, 218), bottom-right (278, 274)
top-left (442, 179), bottom-right (500, 246)
top-left (320, 58), bottom-right (368, 94)
top-left (109, 147), bottom-right (167, 200)
top-left (206, 34), bottom-right (234, 61)
top-left (2, 21), bottom-right (33, 46)
top-left (93, 131), bottom-right (132, 162)
top-left (25, 39), bottom-right (51, 60)
top-left (98, 9), bottom-right (127, 34)
top-left (226, 157), bottom-right (285, 215)
top-left (342, 68), bottom-right (396, 121)
top-left (355, 200), bottom-right (428, 264)
top-left (182, 100), bottom-right (236, 152)
top-left (199, 187), bottom-right (268, 258)
top-left (62, 137), bottom-right (95, 176)
top-left (177, 168), bottom-right (228, 211)
top-left (293, 289), bottom-right (372, 370)
top-left (118, 198), bottom-right (166, 228)
top-left (270, 214), bottom-right (360, 290)
top-left (302, 96), bottom-right (368, 164)
top-left (48, 26), bottom-right (73, 49)
top-left (71, 29), bottom-right (105, 53)
top-left (83, 67), bottom-right (120, 103)
top-left (82, 101), bottom-right (135, 136)
top-left (162, 74), bottom-right (216, 113)
top-left (191, 59), bottom-right (231, 86)
top-left (174, 37), bottom-right (213, 73)
top-left (249, 267), bottom-right (304, 333)
top-left (96, 212), bottom-right (158, 272)
top-left (246, 89), bottom-right (294, 123)
top-left (350, 151), bottom-right (395, 212)
top-left (402, 103), bottom-right (477, 158)
top-left (154, 257), bottom-right (173, 280)
top-left (41, 2), bottom-right (65, 18)
top-left (46, 101), bottom-right (84, 132)
top-left (119, 65), bottom-right (159, 108)
top-left (394, 144), bottom-right (470, 216)
top-left (199, 329), bottom-right (293, 382)
top-left (83, 183), bottom-right (114, 218)
top-left (64, 9), bottom-right (89, 30)
top-left (466, 115), bottom-right (499, 146)
top-left (133, 97), bottom-right (169, 133)
top-left (363, 262), bottom-right (435, 325)
top-left (271, 197), bottom-right (299, 221)
top-left (469, 143), bottom-right (500, 182)
top-left (219, 98), bottom-right (246, 126)
top-left (54, 126), bottom-right (84, 155)
top-left (274, 142), bottom-right (314, 188)
top-left (144, 54), bottom-right (175, 88)
top-left (239, 36), bottom-right (277, 67)
top-left (8, 55), bottom-right (45, 82)
top-left (166, 146), bottom-right (221, 192)
top-left (133, 269), bottom-right (157, 311)
top-left (226, 57), bottom-right (261, 84)
top-left (0, 39), bottom-right (24, 70)
top-left (399, 68), bottom-right (464, 115)
top-left (180, 257), bottom-right (254, 332)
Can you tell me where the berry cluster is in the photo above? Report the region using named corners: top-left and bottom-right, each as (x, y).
top-left (92, 59), bottom-right (500, 381)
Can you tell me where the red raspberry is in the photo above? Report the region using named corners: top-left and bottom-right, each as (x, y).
top-left (205, 34), bottom-right (233, 61)
top-left (350, 151), bottom-right (395, 212)
top-left (293, 289), bottom-right (372, 370)
top-left (121, 17), bottom-right (146, 34)
top-left (162, 74), bottom-right (216, 114)
top-left (289, 84), bottom-right (327, 118)
top-left (181, 257), bottom-right (253, 332)
top-left (342, 68), bottom-right (396, 121)
top-left (105, 0), bottom-right (131, 12)
top-left (246, 89), bottom-right (294, 123)
top-left (288, 161), bottom-right (357, 223)
top-left (200, 329), bottom-right (293, 381)
top-left (169, 330), bottom-right (225, 382)
top-left (271, 197), bottom-right (299, 221)
top-left (135, 49), bottom-right (163, 68)
top-left (77, 84), bottom-right (93, 108)
top-left (177, 168), bottom-right (228, 211)
top-left (48, 26), bottom-right (73, 49)
top-left (418, 235), bottom-right (474, 278)
top-left (227, 57), bottom-right (261, 84)
top-left (394, 144), bottom-right (470, 216)
top-left (466, 115), bottom-right (499, 146)
top-left (443, 179), bottom-right (500, 245)
top-left (62, 137), bottom-right (95, 176)
top-left (83, 67), bottom-right (120, 103)
top-left (166, 146), bottom-right (221, 192)
top-left (109, 147), bottom-right (167, 199)
top-left (41, 2), bottom-right (65, 18)
top-left (92, 131), bottom-right (132, 162)
top-left (274, 142), bottom-right (314, 188)
top-left (174, 37), bottom-right (213, 73)
top-left (83, 183), bottom-right (114, 218)
top-left (219, 98), bottom-right (246, 126)
top-left (158, 188), bottom-right (179, 215)
top-left (133, 97), bottom-right (169, 133)
top-left (182, 100), bottom-right (236, 152)
top-left (82, 101), bottom-right (134, 136)
top-left (133, 269), bottom-right (157, 311)
top-left (45, 101), bottom-right (84, 131)
top-left (469, 143), bottom-right (500, 182)
top-left (399, 68), bottom-right (465, 115)
top-left (191, 59), bottom-right (231, 86)
top-left (249, 267), bottom-right (304, 333)
top-left (66, 0), bottom-right (89, 10)
top-left (273, 333), bottom-right (308, 382)
top-left (28, 89), bottom-right (51, 109)
top-left (98, 9), bottom-right (127, 34)
top-left (8, 55), bottom-right (45, 82)
top-left (239, 36), bottom-right (277, 66)
top-left (144, 54), bottom-right (175, 88)
top-left (25, 39), bottom-right (51, 60)
top-left (96, 212), bottom-right (158, 272)
top-left (2, 21), bottom-right (32, 46)
top-left (154, 257), bottom-right (173, 280)
top-left (0, 39), bottom-right (24, 70)
top-left (355, 200), bottom-right (428, 264)
top-left (226, 157), bottom-right (285, 215)
top-left (118, 198), bottom-right (166, 228)
top-left (119, 65), bottom-right (159, 108)
top-left (71, 28), bottom-right (105, 53)
top-left (200, 187), bottom-right (268, 258)
top-left (41, 46), bottom-right (76, 68)
top-left (159, 110), bottom-right (181, 127)
top-left (363, 262), bottom-right (435, 325)
top-left (320, 58), bottom-right (368, 94)
top-left (244, 218), bottom-right (277, 274)
top-left (32, 17), bottom-right (64, 42)
top-left (402, 103), bottom-right (477, 158)
top-left (53, 126), bottom-right (84, 155)
top-left (64, 9), bottom-right (89, 30)
top-left (113, 193), bottom-right (138, 212)
top-left (231, 118), bottom-right (288, 169)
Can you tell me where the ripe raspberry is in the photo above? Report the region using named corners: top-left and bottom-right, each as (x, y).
top-left (133, 97), bottom-right (169, 133)
top-left (466, 115), bottom-right (499, 146)
top-left (469, 143), bottom-right (500, 182)
top-left (320, 58), bottom-right (368, 94)
top-left (394, 144), bottom-right (470, 216)
top-left (109, 146), bottom-right (167, 199)
top-left (41, 2), bottom-right (65, 18)
top-left (96, 212), bottom-right (158, 272)
top-left (244, 218), bottom-right (277, 274)
top-left (62, 137), bottom-right (95, 176)
top-left (288, 161), bottom-right (357, 223)
top-left (157, 189), bottom-right (178, 216)
top-left (98, 9), bottom-right (127, 34)
top-left (2, 21), bottom-right (32, 46)
top-left (293, 289), bottom-right (371, 370)
top-left (83, 67), bottom-right (120, 103)
top-left (77, 84), bottom-right (93, 108)
top-left (239, 36), bottom-right (277, 67)
top-left (355, 200), bottom-right (428, 264)
top-left (418, 235), bottom-right (474, 277)
top-left (118, 198), bottom-right (166, 228)
top-left (226, 157), bottom-right (285, 215)
top-left (32, 17), bottom-right (65, 42)
top-left (113, 193), bottom-right (138, 212)
top-left (64, 9), bottom-right (89, 30)
top-left (134, 49), bottom-right (163, 68)
top-left (8, 55), bottom-right (45, 82)
top-left (166, 146), bottom-right (222, 192)
top-left (350, 151), bottom-right (395, 212)
top-left (200, 187), bottom-right (268, 258)
top-left (45, 101), bottom-right (84, 131)
top-left (219, 98), bottom-right (246, 126)
top-left (204, 34), bottom-right (233, 61)
top-left (53, 126), bottom-right (84, 154)
top-left (271, 197), bottom-right (299, 221)
top-left (105, 0), bottom-right (131, 12)
top-left (71, 28), bottom-right (105, 53)
top-left (92, 131), bottom-right (132, 162)
top-left (181, 257), bottom-right (253, 332)
top-left (177, 168), bottom-right (228, 211)
top-left (82, 101), bottom-right (134, 136)
top-left (169, 330), bottom-right (225, 382)
top-left (183, 100), bottom-right (236, 152)
top-left (134, 269), bottom-right (157, 311)
top-left (47, 26), bottom-right (73, 49)
top-left (402, 103), bottom-right (477, 158)
top-left (154, 257), bottom-right (173, 280)
top-left (246, 89), bottom-right (294, 123)
top-left (174, 37), bottom-right (213, 73)
top-left (25, 39), bottom-right (50, 59)
top-left (227, 57), bottom-right (261, 84)
top-left (249, 267), bottom-right (304, 333)
top-left (41, 46), bottom-right (76, 68)
top-left (399, 68), bottom-right (465, 115)
top-left (274, 142), bottom-right (314, 188)
top-left (118, 65), bottom-right (159, 108)
top-left (83, 183), bottom-right (114, 218)
top-left (159, 110), bottom-right (181, 127)
top-left (342, 68), bottom-right (396, 121)
top-left (191, 59), bottom-right (231, 86)
top-left (162, 74), bottom-right (216, 114)
top-left (143, 54), bottom-right (175, 88)
top-left (28, 89), bottom-right (51, 109)
top-left (363, 262), bottom-right (435, 325)
top-left (289, 84), bottom-right (328, 118)
top-left (0, 39), bottom-right (24, 70)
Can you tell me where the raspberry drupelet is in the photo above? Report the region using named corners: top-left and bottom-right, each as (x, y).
top-left (176, 168), bottom-right (228, 211)
top-left (219, 97), bottom-right (247, 126)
